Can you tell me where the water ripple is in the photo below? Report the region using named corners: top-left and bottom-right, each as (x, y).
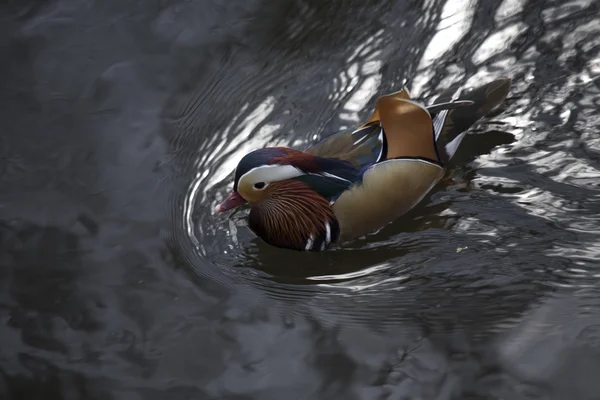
top-left (3, 0), bottom-right (600, 397)
top-left (168, 0), bottom-right (600, 331)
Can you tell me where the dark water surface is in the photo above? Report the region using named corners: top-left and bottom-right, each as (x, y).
top-left (2, 0), bottom-right (600, 398)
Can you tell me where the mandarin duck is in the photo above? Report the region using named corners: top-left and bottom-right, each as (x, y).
top-left (216, 78), bottom-right (512, 251)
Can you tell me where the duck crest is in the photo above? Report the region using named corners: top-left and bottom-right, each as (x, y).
top-left (234, 147), bottom-right (359, 190)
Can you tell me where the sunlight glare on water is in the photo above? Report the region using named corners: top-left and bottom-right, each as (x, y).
top-left (2, 0), bottom-right (600, 398)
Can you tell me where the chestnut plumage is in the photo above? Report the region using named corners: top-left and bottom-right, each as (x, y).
top-left (248, 180), bottom-right (340, 251)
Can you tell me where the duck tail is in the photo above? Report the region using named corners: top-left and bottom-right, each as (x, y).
top-left (427, 78), bottom-right (512, 165)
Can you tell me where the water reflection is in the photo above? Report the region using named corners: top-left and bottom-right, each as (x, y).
top-left (171, 0), bottom-right (600, 323)
top-left (3, 0), bottom-right (600, 398)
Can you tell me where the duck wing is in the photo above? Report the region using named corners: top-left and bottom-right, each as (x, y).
top-left (305, 121), bottom-right (386, 173)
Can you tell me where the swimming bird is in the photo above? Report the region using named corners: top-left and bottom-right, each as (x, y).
top-left (215, 78), bottom-right (512, 251)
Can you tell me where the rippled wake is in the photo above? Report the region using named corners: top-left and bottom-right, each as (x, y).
top-left (2, 0), bottom-right (600, 398)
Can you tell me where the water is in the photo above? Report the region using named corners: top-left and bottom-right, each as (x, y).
top-left (1, 0), bottom-right (600, 398)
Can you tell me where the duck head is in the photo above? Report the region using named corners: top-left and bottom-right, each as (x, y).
top-left (215, 147), bottom-right (307, 213)
top-left (215, 147), bottom-right (357, 251)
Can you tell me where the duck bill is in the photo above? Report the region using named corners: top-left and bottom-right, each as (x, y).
top-left (215, 191), bottom-right (247, 213)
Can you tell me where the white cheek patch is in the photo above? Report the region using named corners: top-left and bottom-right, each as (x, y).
top-left (239, 164), bottom-right (305, 188)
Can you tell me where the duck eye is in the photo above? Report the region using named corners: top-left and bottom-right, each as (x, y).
top-left (254, 182), bottom-right (266, 190)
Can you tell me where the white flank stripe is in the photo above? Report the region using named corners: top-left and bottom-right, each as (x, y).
top-left (305, 233), bottom-right (315, 251)
top-left (376, 158), bottom-right (441, 169)
top-left (321, 172), bottom-right (353, 184)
